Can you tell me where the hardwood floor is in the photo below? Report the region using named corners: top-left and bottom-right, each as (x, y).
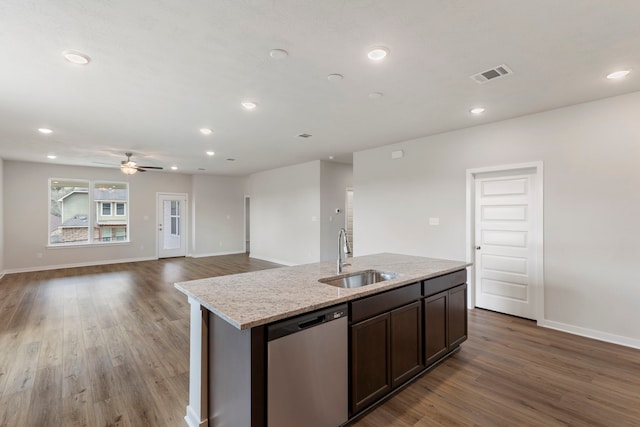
top-left (1, 254), bottom-right (639, 426)
top-left (0, 254), bottom-right (280, 427)
top-left (352, 309), bottom-right (640, 427)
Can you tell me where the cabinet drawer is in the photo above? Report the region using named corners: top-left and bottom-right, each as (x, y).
top-left (351, 282), bottom-right (421, 324)
top-left (423, 269), bottom-right (467, 297)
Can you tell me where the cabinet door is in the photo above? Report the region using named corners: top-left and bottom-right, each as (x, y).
top-left (448, 284), bottom-right (468, 349)
top-left (424, 291), bottom-right (448, 365)
top-left (390, 301), bottom-right (424, 388)
top-left (351, 312), bottom-right (391, 414)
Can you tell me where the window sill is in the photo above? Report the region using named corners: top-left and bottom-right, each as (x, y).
top-left (46, 241), bottom-right (131, 249)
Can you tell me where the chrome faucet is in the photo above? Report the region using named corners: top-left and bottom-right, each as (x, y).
top-left (337, 228), bottom-right (352, 273)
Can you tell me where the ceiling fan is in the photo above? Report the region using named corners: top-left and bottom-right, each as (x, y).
top-left (120, 152), bottom-right (163, 175)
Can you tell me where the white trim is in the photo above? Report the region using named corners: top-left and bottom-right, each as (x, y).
top-left (185, 405), bottom-right (208, 427)
top-left (46, 240), bottom-right (131, 249)
top-left (0, 272), bottom-right (5, 280)
top-left (3, 256), bottom-right (157, 274)
top-left (244, 194), bottom-right (250, 254)
top-left (247, 254), bottom-right (293, 266)
top-left (190, 250), bottom-right (246, 258)
top-left (465, 161), bottom-right (544, 322)
top-left (539, 319), bottom-right (640, 350)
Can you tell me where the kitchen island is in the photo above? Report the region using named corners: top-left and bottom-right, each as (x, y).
top-left (175, 253), bottom-right (470, 427)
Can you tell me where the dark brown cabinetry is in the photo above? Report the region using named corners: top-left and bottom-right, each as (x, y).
top-left (350, 283), bottom-right (423, 415)
top-left (349, 269), bottom-right (467, 418)
top-left (424, 283), bottom-right (467, 365)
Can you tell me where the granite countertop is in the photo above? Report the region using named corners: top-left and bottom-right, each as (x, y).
top-left (174, 253), bottom-right (470, 330)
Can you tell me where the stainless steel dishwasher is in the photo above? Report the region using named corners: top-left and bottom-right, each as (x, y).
top-left (267, 304), bottom-right (348, 427)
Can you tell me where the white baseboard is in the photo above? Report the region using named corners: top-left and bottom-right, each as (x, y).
top-left (247, 254), bottom-right (294, 266)
top-left (3, 256), bottom-right (157, 274)
top-left (184, 405), bottom-right (208, 427)
top-left (190, 250), bottom-right (245, 258)
top-left (539, 319), bottom-right (640, 350)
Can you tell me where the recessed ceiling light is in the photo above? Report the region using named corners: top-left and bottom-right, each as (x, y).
top-left (47, 155), bottom-right (57, 159)
top-left (241, 101), bottom-right (257, 110)
top-left (62, 50), bottom-right (91, 65)
top-left (38, 128), bottom-right (53, 134)
top-left (367, 47), bottom-right (389, 61)
top-left (327, 73), bottom-right (344, 81)
top-left (368, 92), bottom-right (383, 99)
top-left (200, 128), bottom-right (213, 135)
top-left (470, 107), bottom-right (486, 115)
top-left (329, 156), bottom-right (335, 160)
top-left (171, 166), bottom-right (178, 170)
top-left (269, 49), bottom-right (288, 59)
top-left (606, 70), bottom-right (631, 80)
top-left (206, 151), bottom-right (215, 156)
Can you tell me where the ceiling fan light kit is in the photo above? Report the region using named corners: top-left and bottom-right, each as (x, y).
top-left (119, 152), bottom-right (163, 175)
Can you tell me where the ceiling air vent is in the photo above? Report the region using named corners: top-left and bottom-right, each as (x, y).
top-left (297, 133), bottom-right (313, 138)
top-left (470, 64), bottom-right (513, 84)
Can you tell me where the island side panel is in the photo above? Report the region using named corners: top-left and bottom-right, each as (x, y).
top-left (209, 311), bottom-right (266, 427)
top-left (185, 297), bottom-right (209, 427)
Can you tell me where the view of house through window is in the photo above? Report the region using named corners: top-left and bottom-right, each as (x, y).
top-left (49, 179), bottom-right (129, 245)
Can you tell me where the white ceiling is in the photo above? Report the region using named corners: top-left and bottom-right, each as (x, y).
top-left (1, 0), bottom-right (639, 176)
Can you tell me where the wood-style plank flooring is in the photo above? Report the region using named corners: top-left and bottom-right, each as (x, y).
top-left (1, 254), bottom-right (639, 426)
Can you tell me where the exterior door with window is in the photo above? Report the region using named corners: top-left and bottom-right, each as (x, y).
top-left (157, 193), bottom-right (187, 258)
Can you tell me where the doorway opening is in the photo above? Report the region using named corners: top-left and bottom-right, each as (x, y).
top-left (345, 188), bottom-right (354, 257)
top-left (466, 162), bottom-right (544, 322)
top-left (244, 195), bottom-right (250, 254)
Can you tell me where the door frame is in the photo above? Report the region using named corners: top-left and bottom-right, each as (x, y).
top-left (156, 192), bottom-right (189, 258)
top-left (244, 194), bottom-right (250, 254)
top-left (465, 162), bottom-right (544, 322)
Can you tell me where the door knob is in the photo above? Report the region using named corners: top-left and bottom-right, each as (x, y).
top-left (476, 246), bottom-right (481, 250)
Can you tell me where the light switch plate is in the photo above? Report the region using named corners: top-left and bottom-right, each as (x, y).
top-left (429, 217), bottom-right (440, 226)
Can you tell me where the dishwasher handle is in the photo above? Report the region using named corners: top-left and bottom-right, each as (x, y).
top-left (297, 315), bottom-right (324, 330)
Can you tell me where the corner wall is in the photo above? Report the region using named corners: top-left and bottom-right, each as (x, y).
top-left (354, 91), bottom-right (640, 346)
top-left (248, 161), bottom-right (321, 265)
top-left (0, 158), bottom-right (4, 275)
top-left (191, 174), bottom-right (247, 257)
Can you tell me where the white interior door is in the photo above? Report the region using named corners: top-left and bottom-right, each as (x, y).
top-left (157, 193), bottom-right (187, 258)
top-left (475, 173), bottom-right (537, 319)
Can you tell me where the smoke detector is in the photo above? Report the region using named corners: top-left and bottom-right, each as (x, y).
top-left (470, 64), bottom-right (513, 84)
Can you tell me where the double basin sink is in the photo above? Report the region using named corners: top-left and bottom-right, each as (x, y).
top-left (319, 269), bottom-right (401, 289)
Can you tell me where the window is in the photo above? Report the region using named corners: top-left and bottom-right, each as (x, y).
top-left (49, 179), bottom-right (129, 246)
top-left (170, 200), bottom-right (180, 236)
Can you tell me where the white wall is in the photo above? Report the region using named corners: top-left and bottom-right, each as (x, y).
top-left (191, 174), bottom-right (247, 257)
top-left (0, 159), bottom-right (4, 275)
top-left (320, 161), bottom-right (353, 261)
top-left (3, 160), bottom-right (192, 271)
top-left (354, 91), bottom-right (640, 345)
top-left (248, 161), bottom-right (321, 265)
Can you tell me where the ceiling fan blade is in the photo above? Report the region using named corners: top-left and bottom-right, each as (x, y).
top-left (134, 167), bottom-right (147, 172)
top-left (93, 161), bottom-right (119, 166)
top-left (138, 166), bottom-right (164, 170)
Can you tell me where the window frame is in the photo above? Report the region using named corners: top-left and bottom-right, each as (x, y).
top-left (101, 202), bottom-right (112, 216)
top-left (115, 202), bottom-right (126, 216)
top-left (48, 178), bottom-right (130, 247)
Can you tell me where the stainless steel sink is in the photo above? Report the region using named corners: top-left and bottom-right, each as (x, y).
top-left (319, 270), bottom-right (401, 289)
